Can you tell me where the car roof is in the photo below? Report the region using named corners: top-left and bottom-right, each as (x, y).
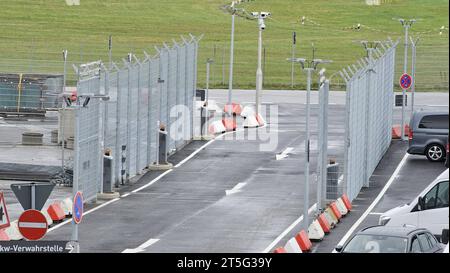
top-left (358, 225), bottom-right (428, 237)
top-left (436, 169), bottom-right (449, 181)
top-left (413, 110), bottom-right (449, 117)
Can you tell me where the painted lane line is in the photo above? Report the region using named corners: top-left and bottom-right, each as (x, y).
top-left (48, 197), bottom-right (120, 232)
top-left (262, 203), bottom-right (317, 253)
top-left (368, 212), bottom-right (384, 215)
top-left (332, 153), bottom-right (409, 253)
top-left (131, 170), bottom-right (173, 193)
top-left (122, 238), bottom-right (160, 253)
top-left (47, 132), bottom-right (223, 234)
top-left (225, 183), bottom-right (247, 195)
top-left (276, 147), bottom-right (294, 160)
top-left (47, 126), bottom-right (267, 235)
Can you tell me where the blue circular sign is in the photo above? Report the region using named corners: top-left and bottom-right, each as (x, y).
top-left (73, 192), bottom-right (83, 224)
top-left (400, 73), bottom-right (412, 89)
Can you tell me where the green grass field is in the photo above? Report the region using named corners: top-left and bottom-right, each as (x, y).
top-left (0, 0), bottom-right (448, 90)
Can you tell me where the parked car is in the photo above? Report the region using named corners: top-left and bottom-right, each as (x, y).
top-left (379, 169), bottom-right (449, 240)
top-left (407, 111), bottom-right (449, 162)
top-left (335, 226), bottom-right (443, 253)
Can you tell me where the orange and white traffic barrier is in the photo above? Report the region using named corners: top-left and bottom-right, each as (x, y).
top-left (4, 221), bottom-right (23, 241)
top-left (243, 114), bottom-right (259, 128)
top-left (308, 219), bottom-right (325, 241)
top-left (0, 229), bottom-right (9, 241)
top-left (256, 113), bottom-right (265, 127)
top-left (336, 197), bottom-right (349, 216)
top-left (330, 202), bottom-right (342, 220)
top-left (59, 198), bottom-right (73, 217)
top-left (324, 207), bottom-right (338, 227)
top-left (317, 213), bottom-right (331, 234)
top-left (273, 247), bottom-right (287, 253)
top-left (224, 103), bottom-right (242, 116)
top-left (341, 194), bottom-right (352, 211)
top-left (42, 210), bottom-right (54, 226)
top-left (222, 118), bottom-right (237, 131)
top-left (240, 105), bottom-right (255, 118)
top-left (294, 230), bottom-right (312, 252)
top-left (208, 120), bottom-right (227, 135)
top-left (392, 124), bottom-right (410, 139)
top-left (284, 237), bottom-right (303, 253)
top-left (47, 202), bottom-right (66, 222)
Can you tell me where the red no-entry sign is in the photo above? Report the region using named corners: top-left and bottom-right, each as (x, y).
top-left (18, 209), bottom-right (48, 241)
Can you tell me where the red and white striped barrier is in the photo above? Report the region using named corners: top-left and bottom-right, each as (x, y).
top-left (273, 247), bottom-right (287, 253)
top-left (307, 219), bottom-right (325, 241)
top-left (208, 120), bottom-right (227, 135)
top-left (295, 230), bottom-right (312, 252)
top-left (336, 197), bottom-right (348, 216)
top-left (4, 221), bottom-right (23, 241)
top-left (224, 103), bottom-right (242, 116)
top-left (0, 229), bottom-right (9, 241)
top-left (47, 202), bottom-right (66, 222)
top-left (284, 237), bottom-right (303, 253)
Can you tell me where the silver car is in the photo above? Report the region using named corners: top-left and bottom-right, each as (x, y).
top-left (407, 111), bottom-right (449, 162)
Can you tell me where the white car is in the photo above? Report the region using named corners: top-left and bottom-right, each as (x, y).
top-left (379, 169), bottom-right (449, 240)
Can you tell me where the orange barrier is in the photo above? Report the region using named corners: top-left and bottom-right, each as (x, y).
top-left (273, 247), bottom-right (287, 253)
top-left (330, 202), bottom-right (342, 220)
top-left (341, 194), bottom-right (352, 211)
top-left (209, 120), bottom-right (227, 134)
top-left (47, 203), bottom-right (66, 222)
top-left (222, 118), bottom-right (237, 131)
top-left (317, 214), bottom-right (331, 234)
top-left (256, 113), bottom-right (265, 127)
top-left (392, 124), bottom-right (410, 139)
top-left (0, 229), bottom-right (9, 241)
top-left (224, 103), bottom-right (242, 116)
top-left (295, 230), bottom-right (312, 252)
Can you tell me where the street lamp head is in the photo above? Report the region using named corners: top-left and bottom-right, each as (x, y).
top-left (260, 12), bottom-right (271, 18)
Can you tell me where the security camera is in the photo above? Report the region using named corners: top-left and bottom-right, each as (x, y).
top-left (251, 12), bottom-right (259, 17)
top-left (260, 12), bottom-right (271, 18)
top-left (260, 22), bottom-right (266, 30)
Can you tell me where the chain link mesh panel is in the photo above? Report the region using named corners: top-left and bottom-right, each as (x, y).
top-left (342, 41), bottom-right (398, 201)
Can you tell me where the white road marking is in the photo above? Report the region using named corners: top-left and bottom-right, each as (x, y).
top-left (276, 147), bottom-right (294, 160)
top-left (225, 183), bottom-right (247, 195)
top-left (332, 153), bottom-right (409, 253)
top-left (262, 203), bottom-right (317, 253)
top-left (368, 212), bottom-right (384, 215)
top-left (47, 131), bottom-right (230, 234)
top-left (122, 238), bottom-right (159, 253)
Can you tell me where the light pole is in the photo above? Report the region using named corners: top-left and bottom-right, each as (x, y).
top-left (287, 57), bottom-right (331, 231)
top-left (227, 1), bottom-right (237, 117)
top-left (410, 36), bottom-right (419, 115)
top-left (399, 18), bottom-right (415, 141)
top-left (205, 58), bottom-right (214, 137)
top-left (251, 11), bottom-right (271, 117)
top-left (61, 49), bottom-right (68, 176)
top-left (291, 32), bottom-right (297, 88)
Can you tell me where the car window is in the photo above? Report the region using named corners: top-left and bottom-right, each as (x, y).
top-left (343, 234), bottom-right (407, 253)
top-left (436, 181), bottom-right (449, 208)
top-left (419, 115), bottom-right (449, 129)
top-left (418, 233), bottom-right (432, 251)
top-left (423, 184), bottom-right (438, 210)
top-left (410, 236), bottom-right (422, 253)
top-left (426, 233), bottom-right (438, 248)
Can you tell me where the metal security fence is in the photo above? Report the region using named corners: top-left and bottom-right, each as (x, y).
top-left (340, 40), bottom-right (398, 201)
top-left (72, 36), bottom-right (199, 201)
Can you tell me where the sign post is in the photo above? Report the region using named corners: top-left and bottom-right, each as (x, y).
top-left (0, 192), bottom-right (11, 230)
